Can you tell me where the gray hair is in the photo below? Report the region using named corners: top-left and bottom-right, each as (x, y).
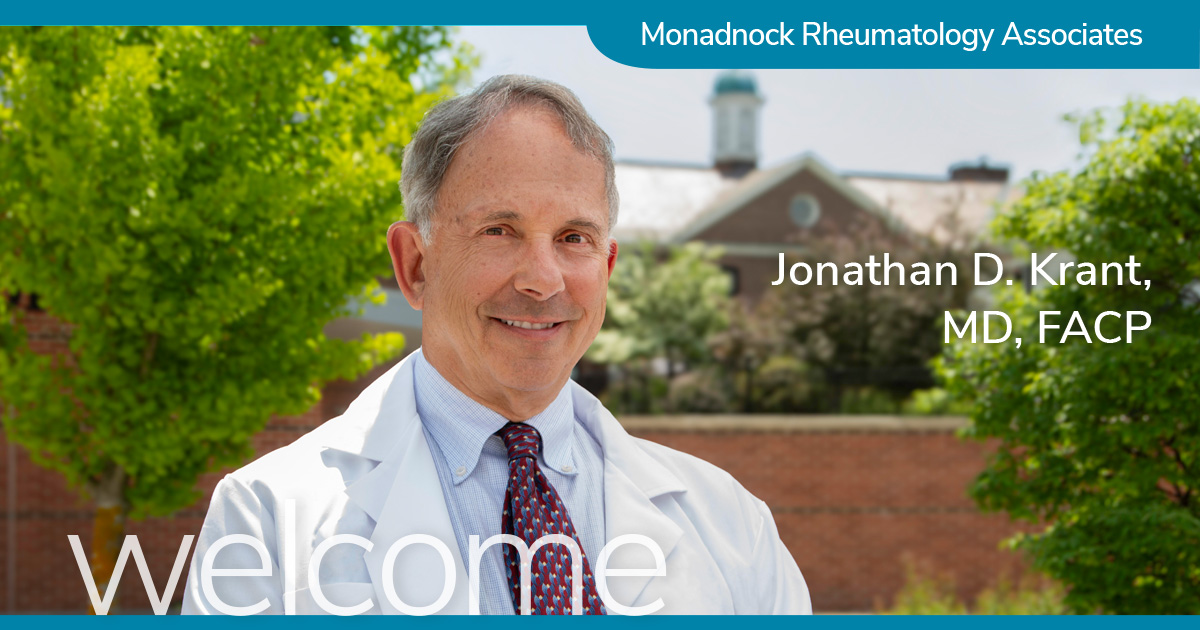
top-left (400, 74), bottom-right (619, 241)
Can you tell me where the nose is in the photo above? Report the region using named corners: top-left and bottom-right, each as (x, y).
top-left (514, 240), bottom-right (566, 301)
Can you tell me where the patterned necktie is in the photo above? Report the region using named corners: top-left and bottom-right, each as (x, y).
top-left (498, 421), bottom-right (605, 615)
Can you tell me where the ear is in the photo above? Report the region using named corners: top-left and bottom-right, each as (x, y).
top-left (387, 221), bottom-right (427, 310)
top-left (605, 238), bottom-right (619, 279)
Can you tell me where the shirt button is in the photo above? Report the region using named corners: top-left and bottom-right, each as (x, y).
top-left (561, 465), bottom-right (574, 473)
top-left (455, 466), bottom-right (466, 477)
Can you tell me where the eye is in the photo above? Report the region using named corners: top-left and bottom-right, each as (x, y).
top-left (563, 233), bottom-right (584, 244)
top-left (484, 227), bottom-right (505, 236)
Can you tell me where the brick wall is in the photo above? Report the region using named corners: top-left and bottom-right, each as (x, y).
top-left (0, 410), bottom-right (322, 613)
top-left (622, 416), bottom-right (1027, 611)
top-left (1, 411), bottom-right (1026, 613)
top-left (0, 322), bottom-right (1027, 613)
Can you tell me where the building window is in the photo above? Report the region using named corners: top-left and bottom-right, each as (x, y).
top-left (738, 108), bottom-right (755, 153)
top-left (789, 194), bottom-right (821, 228)
top-left (7, 291), bottom-right (42, 312)
top-left (718, 109), bottom-right (733, 153)
top-left (721, 264), bottom-right (741, 296)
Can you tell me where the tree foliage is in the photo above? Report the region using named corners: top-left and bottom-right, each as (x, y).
top-left (588, 242), bottom-right (731, 411)
top-left (772, 223), bottom-right (971, 402)
top-left (590, 242), bottom-right (732, 370)
top-left (592, 221), bottom-right (979, 414)
top-left (0, 26), bottom-right (473, 517)
top-left (712, 221), bottom-right (976, 413)
top-left (940, 99), bottom-right (1200, 613)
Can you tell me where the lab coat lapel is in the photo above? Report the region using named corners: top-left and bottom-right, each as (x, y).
top-left (336, 352), bottom-right (471, 614)
top-left (572, 383), bottom-right (687, 611)
top-left (601, 462), bottom-right (686, 610)
top-left (327, 356), bottom-right (691, 615)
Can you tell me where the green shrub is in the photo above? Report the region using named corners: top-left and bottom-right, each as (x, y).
top-left (884, 559), bottom-right (967, 615)
top-left (974, 575), bottom-right (1069, 615)
top-left (902, 388), bottom-right (972, 416)
top-left (884, 558), bottom-right (1068, 615)
top-left (838, 387), bottom-right (902, 414)
top-left (668, 367), bottom-right (734, 413)
top-left (750, 355), bottom-right (818, 412)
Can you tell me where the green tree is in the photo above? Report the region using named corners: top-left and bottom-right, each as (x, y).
top-left (940, 99), bottom-right (1200, 613)
top-left (709, 300), bottom-right (793, 412)
top-left (588, 242), bottom-right (732, 412)
top-left (757, 221), bottom-right (973, 412)
top-left (0, 26), bottom-right (472, 605)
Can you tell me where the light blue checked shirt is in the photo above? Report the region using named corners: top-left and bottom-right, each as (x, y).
top-left (412, 351), bottom-right (606, 615)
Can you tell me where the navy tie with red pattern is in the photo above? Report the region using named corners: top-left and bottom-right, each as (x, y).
top-left (498, 421), bottom-right (605, 615)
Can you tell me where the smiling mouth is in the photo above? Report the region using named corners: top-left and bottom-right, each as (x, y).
top-left (495, 318), bottom-right (562, 331)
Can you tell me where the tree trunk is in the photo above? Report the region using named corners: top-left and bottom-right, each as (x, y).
top-left (640, 362), bottom-right (651, 413)
top-left (743, 362), bottom-right (755, 413)
top-left (88, 468), bottom-right (127, 614)
top-left (663, 349), bottom-right (675, 413)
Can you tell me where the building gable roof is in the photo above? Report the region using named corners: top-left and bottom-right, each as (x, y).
top-left (611, 160), bottom-right (737, 242)
top-left (612, 155), bottom-right (1015, 247)
top-left (668, 153), bottom-right (903, 244)
top-left (844, 172), bottom-right (1017, 244)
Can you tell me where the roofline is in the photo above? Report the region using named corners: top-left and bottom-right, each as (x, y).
top-left (615, 158), bottom-right (715, 170)
top-left (615, 159), bottom-right (1012, 183)
top-left (841, 169), bottom-right (951, 182)
top-left (844, 170), bottom-right (1013, 184)
top-left (669, 152), bottom-right (906, 244)
top-left (759, 153), bottom-right (947, 182)
top-left (948, 158), bottom-right (1013, 171)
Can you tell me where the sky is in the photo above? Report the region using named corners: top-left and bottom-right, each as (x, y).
top-left (459, 26), bottom-right (1198, 181)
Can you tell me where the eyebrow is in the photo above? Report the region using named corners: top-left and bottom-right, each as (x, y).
top-left (478, 211), bottom-right (604, 234)
top-left (566, 219), bottom-right (603, 233)
top-left (480, 210), bottom-right (520, 223)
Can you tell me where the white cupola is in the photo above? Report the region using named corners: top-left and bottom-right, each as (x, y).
top-left (710, 70), bottom-right (764, 177)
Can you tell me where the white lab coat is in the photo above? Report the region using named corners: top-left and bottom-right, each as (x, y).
top-left (181, 350), bottom-right (812, 615)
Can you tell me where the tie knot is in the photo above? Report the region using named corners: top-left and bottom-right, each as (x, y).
top-left (498, 422), bottom-right (542, 461)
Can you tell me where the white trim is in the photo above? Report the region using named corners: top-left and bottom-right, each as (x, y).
top-left (619, 414), bottom-right (967, 433)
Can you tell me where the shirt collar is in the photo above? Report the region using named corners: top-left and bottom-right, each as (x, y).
top-left (412, 351), bottom-right (577, 484)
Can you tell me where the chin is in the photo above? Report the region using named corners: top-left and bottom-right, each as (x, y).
top-left (490, 359), bottom-right (571, 393)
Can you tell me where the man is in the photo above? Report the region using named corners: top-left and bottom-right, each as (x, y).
top-left (181, 74), bottom-right (811, 615)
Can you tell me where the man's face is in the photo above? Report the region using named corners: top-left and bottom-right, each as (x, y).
top-left (402, 105), bottom-right (616, 412)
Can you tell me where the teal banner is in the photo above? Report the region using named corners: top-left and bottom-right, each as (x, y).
top-left (2, 1), bottom-right (1198, 68)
